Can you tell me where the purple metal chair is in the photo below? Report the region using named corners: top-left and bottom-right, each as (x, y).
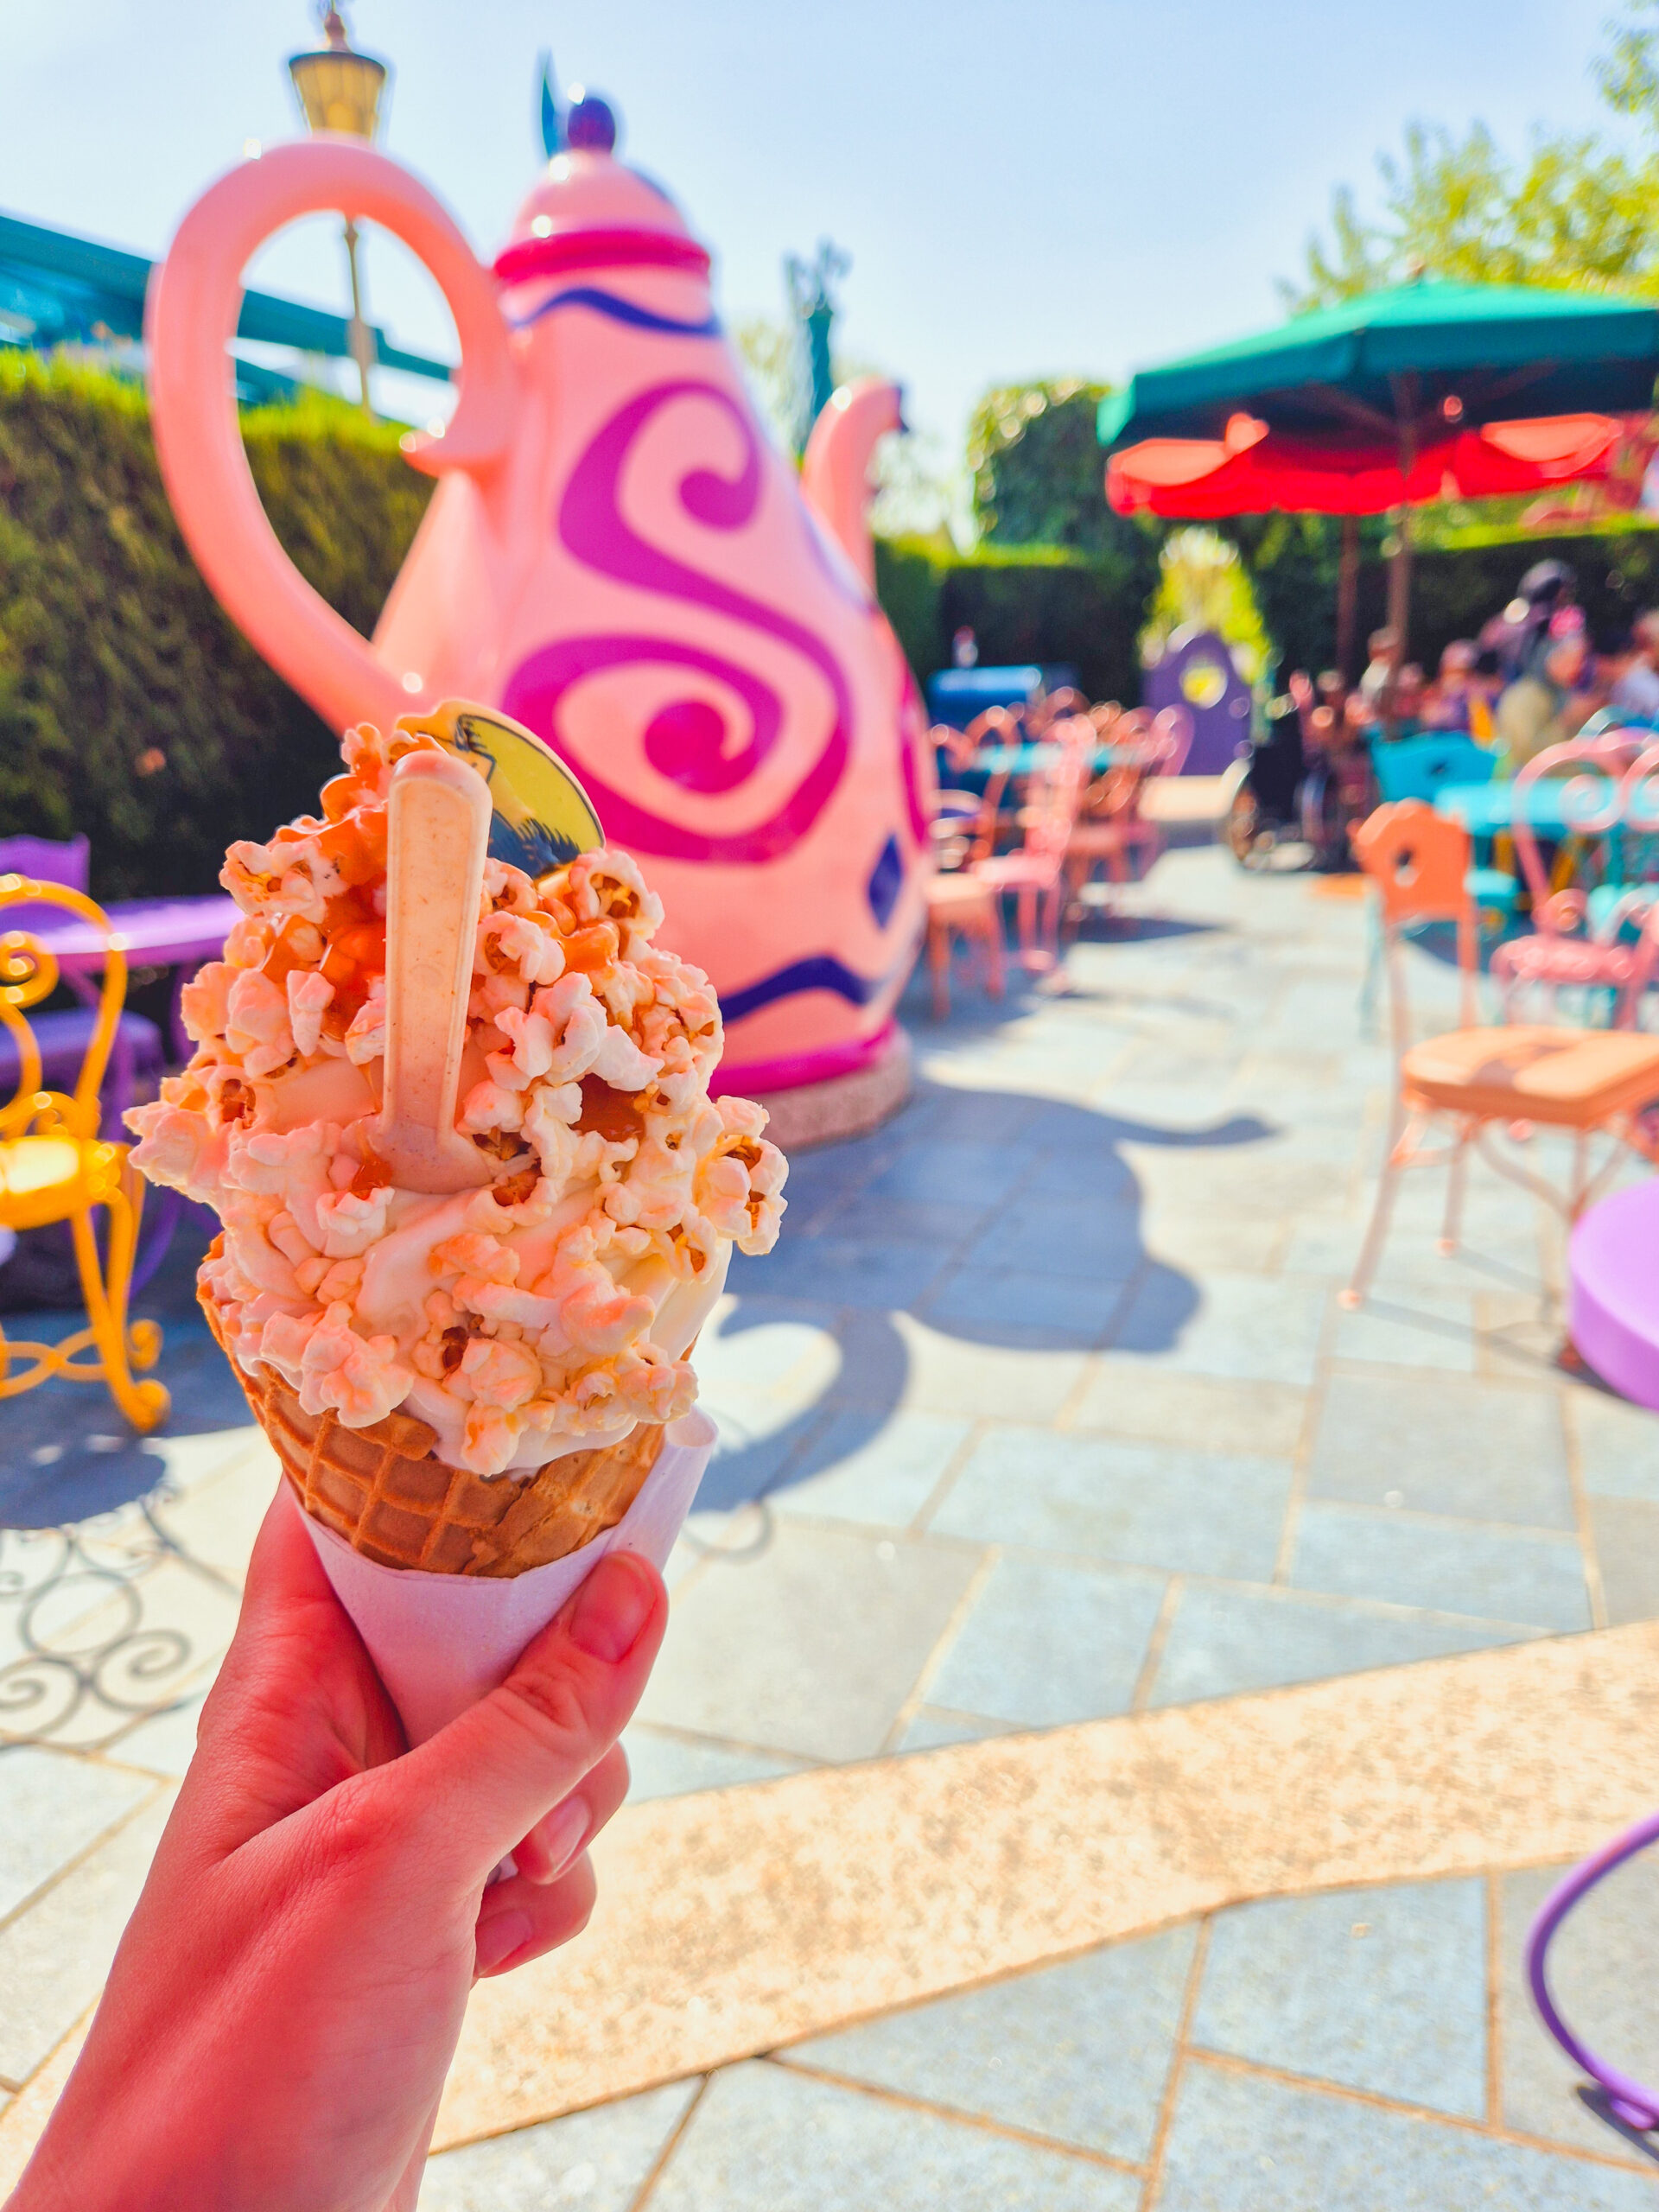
top-left (0, 837), bottom-right (164, 1134)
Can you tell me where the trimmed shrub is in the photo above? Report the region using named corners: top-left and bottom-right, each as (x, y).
top-left (875, 535), bottom-right (1154, 703)
top-left (0, 358), bottom-right (433, 901)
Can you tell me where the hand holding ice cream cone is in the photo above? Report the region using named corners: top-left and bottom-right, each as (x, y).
top-left (127, 701), bottom-right (786, 1736)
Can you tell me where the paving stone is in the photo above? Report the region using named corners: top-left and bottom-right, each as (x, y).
top-left (1068, 1363), bottom-right (1309, 1458)
top-left (1158, 2057), bottom-right (1653, 2211)
top-left (896, 1707), bottom-right (1007, 1751)
top-left (1307, 1371), bottom-right (1574, 1528)
top-left (1141, 1206), bottom-right (1287, 1273)
top-left (930, 1427), bottom-right (1292, 1580)
top-left (1193, 1878), bottom-right (1487, 2117)
top-left (1290, 1504), bottom-right (1592, 1631)
top-left (961, 1198), bottom-right (1144, 1284)
top-left (728, 1237), bottom-right (951, 1314)
top-left (891, 1314), bottom-right (1090, 1425)
top-left (861, 1141), bottom-right (1034, 1210)
top-left (103, 1673), bottom-right (217, 1778)
top-left (0, 1749), bottom-right (153, 1923)
top-left (1587, 1497), bottom-right (1659, 1625)
top-left (146, 1444), bottom-right (277, 1582)
top-left (1148, 1581), bottom-right (1534, 1707)
top-left (923, 1264), bottom-right (1129, 1349)
top-left (636, 1520), bottom-right (982, 1763)
top-left (1499, 1854), bottom-right (1659, 2160)
top-left (0, 1787), bottom-right (174, 2088)
top-left (420, 2080), bottom-right (700, 2211)
top-left (693, 1303), bottom-right (844, 1425)
top-left (1572, 1387), bottom-right (1659, 1503)
top-left (923, 1555), bottom-right (1166, 1729)
top-left (786, 1924), bottom-right (1195, 2163)
top-left (1109, 1269), bottom-right (1327, 1386)
top-left (620, 1726), bottom-right (806, 1803)
top-left (1330, 1289), bottom-right (1478, 1373)
top-left (649, 2060), bottom-right (1139, 2212)
top-left (769, 1410), bottom-right (970, 1529)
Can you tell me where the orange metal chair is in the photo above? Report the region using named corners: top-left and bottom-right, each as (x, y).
top-left (1344, 803), bottom-right (1659, 1307)
top-left (0, 874), bottom-right (168, 1430)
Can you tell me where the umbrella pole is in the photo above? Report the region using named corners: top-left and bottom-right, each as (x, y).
top-left (1387, 403), bottom-right (1416, 668)
top-left (1386, 509), bottom-right (1412, 668)
top-left (1336, 514), bottom-right (1359, 681)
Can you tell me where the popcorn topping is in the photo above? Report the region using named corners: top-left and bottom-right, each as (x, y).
top-left (128, 718), bottom-right (786, 1474)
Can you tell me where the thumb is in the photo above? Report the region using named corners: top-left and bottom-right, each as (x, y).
top-left (375, 1549), bottom-right (666, 1884)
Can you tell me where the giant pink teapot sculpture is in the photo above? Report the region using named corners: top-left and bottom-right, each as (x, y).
top-left (146, 129), bottom-right (932, 1094)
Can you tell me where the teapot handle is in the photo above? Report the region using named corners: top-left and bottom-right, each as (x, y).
top-left (146, 137), bottom-right (518, 737)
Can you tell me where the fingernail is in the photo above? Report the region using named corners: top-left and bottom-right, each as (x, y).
top-left (526, 1795), bottom-right (589, 1885)
top-left (568, 1553), bottom-right (655, 1662)
top-left (474, 1908), bottom-right (531, 1977)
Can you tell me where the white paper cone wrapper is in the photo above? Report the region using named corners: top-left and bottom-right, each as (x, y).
top-left (296, 1408), bottom-right (716, 1746)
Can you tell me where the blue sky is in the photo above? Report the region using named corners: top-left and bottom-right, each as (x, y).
top-left (1, 0), bottom-right (1630, 466)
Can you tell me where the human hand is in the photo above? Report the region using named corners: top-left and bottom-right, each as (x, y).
top-left (8, 1490), bottom-right (667, 2212)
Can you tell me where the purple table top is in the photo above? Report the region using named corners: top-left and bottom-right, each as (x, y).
top-left (1568, 1179), bottom-right (1659, 1411)
top-left (29, 894), bottom-right (239, 970)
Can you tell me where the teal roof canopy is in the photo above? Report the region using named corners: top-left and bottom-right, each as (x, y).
top-left (1098, 280), bottom-right (1659, 450)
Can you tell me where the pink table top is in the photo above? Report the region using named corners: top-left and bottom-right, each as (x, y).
top-left (28, 894), bottom-right (239, 970)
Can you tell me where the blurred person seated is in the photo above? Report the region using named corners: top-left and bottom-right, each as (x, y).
top-left (951, 624), bottom-right (979, 669)
top-left (1385, 660), bottom-right (1427, 735)
top-left (1357, 628), bottom-right (1396, 711)
top-left (1495, 607), bottom-right (1604, 773)
top-left (1421, 639), bottom-right (1478, 732)
top-left (1609, 609), bottom-right (1659, 722)
top-left (1481, 558), bottom-right (1577, 684)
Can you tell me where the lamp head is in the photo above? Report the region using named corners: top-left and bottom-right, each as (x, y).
top-left (288, 3), bottom-right (389, 141)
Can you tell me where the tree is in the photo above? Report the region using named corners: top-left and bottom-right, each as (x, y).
top-left (1288, 6), bottom-right (1659, 308)
top-left (969, 380), bottom-right (1114, 550)
top-left (1287, 122), bottom-right (1659, 309)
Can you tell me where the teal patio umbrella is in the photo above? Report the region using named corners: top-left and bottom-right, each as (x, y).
top-left (1099, 279), bottom-right (1659, 665)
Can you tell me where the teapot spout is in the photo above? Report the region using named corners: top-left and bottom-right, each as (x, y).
top-left (800, 376), bottom-right (904, 594)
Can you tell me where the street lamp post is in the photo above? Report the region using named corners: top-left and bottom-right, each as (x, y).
top-left (287, 3), bottom-right (388, 413)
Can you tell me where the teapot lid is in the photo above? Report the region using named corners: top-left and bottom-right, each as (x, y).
top-left (493, 149), bottom-right (709, 284)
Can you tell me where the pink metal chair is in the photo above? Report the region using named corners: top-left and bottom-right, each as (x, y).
top-left (970, 725), bottom-right (1091, 972)
top-left (1064, 705), bottom-right (1192, 918)
top-left (1491, 731), bottom-right (1659, 1026)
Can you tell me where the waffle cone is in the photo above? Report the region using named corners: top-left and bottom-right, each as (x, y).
top-left (199, 1263), bottom-right (664, 1578)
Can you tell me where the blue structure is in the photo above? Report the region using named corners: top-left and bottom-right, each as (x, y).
top-left (0, 210), bottom-right (454, 404)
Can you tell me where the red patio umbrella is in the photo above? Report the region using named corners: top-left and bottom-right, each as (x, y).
top-left (1108, 411), bottom-right (1624, 673)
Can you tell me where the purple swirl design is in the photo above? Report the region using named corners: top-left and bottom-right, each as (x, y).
top-left (501, 379), bottom-right (853, 865)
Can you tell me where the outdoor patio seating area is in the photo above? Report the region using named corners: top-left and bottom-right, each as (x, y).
top-left (7, 844), bottom-right (1659, 2204)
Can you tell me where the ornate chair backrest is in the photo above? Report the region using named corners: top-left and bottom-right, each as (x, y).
top-left (1350, 802), bottom-right (1479, 1047)
top-left (1511, 728), bottom-right (1647, 932)
top-left (0, 835), bottom-right (91, 938)
top-left (1022, 739), bottom-right (1092, 860)
top-left (1149, 705), bottom-right (1193, 777)
top-left (0, 875), bottom-right (127, 1145)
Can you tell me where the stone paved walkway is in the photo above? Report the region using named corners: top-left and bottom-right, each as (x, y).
top-left (5, 842), bottom-right (1659, 2203)
top-left (422, 1854), bottom-right (1659, 2210)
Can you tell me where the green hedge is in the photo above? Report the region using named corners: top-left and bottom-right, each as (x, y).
top-left (0, 358), bottom-right (433, 901)
top-left (874, 535), bottom-right (1154, 706)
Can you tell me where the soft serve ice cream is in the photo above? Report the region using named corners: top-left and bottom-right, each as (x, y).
top-left (128, 717), bottom-right (786, 1479)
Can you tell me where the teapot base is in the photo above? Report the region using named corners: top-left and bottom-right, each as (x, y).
top-left (739, 1025), bottom-right (912, 1155)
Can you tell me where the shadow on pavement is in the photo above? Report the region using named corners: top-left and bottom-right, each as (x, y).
top-left (0, 1209), bottom-right (246, 1529)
